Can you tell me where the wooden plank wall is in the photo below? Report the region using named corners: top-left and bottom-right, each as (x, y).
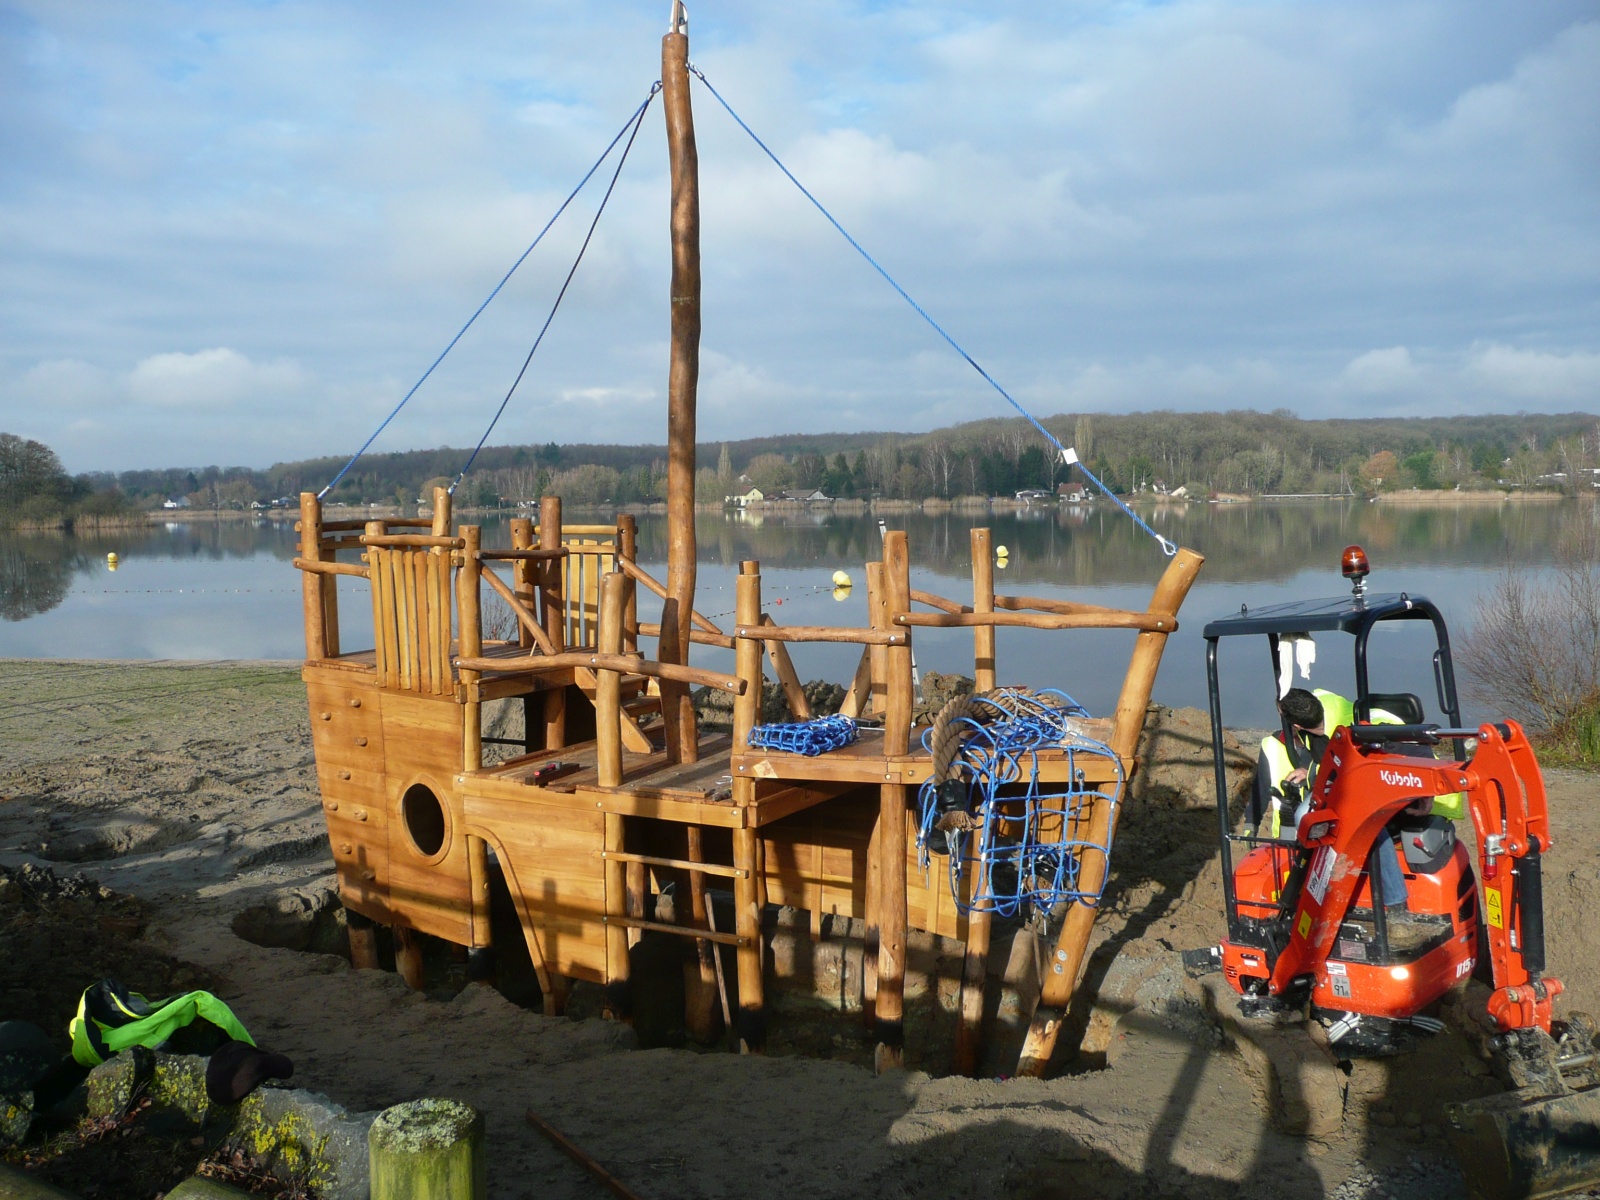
top-left (369, 546), bottom-right (454, 694)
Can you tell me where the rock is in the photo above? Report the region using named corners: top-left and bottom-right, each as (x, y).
top-left (0, 1021), bottom-right (58, 1092)
top-left (1131, 705), bottom-right (1255, 811)
top-left (231, 886), bottom-right (347, 955)
top-left (0, 1088), bottom-right (33, 1148)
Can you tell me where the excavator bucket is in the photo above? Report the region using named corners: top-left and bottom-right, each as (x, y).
top-left (1446, 1086), bottom-right (1600, 1200)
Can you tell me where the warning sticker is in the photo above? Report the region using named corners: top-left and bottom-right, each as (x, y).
top-left (1297, 910), bottom-right (1313, 941)
top-left (1306, 846), bottom-right (1336, 905)
top-left (1486, 888), bottom-right (1504, 930)
top-left (1327, 961), bottom-right (1348, 976)
top-left (1331, 976), bottom-right (1352, 999)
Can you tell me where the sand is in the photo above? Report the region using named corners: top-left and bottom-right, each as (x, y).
top-left (3, 660), bottom-right (1599, 1200)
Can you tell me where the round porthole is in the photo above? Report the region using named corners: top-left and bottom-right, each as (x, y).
top-left (401, 783), bottom-right (447, 858)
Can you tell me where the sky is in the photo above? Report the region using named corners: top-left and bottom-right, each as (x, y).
top-left (1, 1), bottom-right (1597, 474)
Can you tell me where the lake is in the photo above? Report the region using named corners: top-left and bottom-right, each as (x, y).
top-left (0, 499), bottom-right (1580, 728)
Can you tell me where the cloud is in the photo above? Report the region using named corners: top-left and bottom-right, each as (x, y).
top-left (1342, 347), bottom-right (1421, 394)
top-left (125, 348), bottom-right (308, 408)
top-left (1467, 343), bottom-right (1600, 400)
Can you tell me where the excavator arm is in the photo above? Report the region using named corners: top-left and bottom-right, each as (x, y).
top-left (1268, 719), bottom-right (1560, 1032)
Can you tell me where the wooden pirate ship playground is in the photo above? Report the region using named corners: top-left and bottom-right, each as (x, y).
top-left (293, 5), bottom-right (1202, 1077)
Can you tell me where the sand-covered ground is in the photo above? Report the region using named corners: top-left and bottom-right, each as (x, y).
top-left (2, 659), bottom-right (1598, 1200)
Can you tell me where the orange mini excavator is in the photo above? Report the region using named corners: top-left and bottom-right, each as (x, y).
top-left (1187, 546), bottom-right (1600, 1200)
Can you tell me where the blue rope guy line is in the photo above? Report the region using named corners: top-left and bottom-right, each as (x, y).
top-left (451, 85), bottom-right (659, 492)
top-left (319, 85), bottom-right (660, 501)
top-left (914, 689), bottom-right (1125, 920)
top-left (689, 66), bottom-right (1175, 557)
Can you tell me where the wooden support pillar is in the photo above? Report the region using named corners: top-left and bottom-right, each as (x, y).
top-left (861, 559), bottom-right (888, 1021)
top-left (539, 496), bottom-right (567, 749)
top-left (683, 824), bottom-right (722, 1042)
top-left (761, 614), bottom-right (811, 719)
top-left (394, 927), bottom-right (426, 992)
top-left (874, 531), bottom-right (912, 1071)
top-left (346, 910), bottom-right (381, 971)
top-left (457, 526), bottom-right (483, 773)
top-left (1015, 547), bottom-right (1205, 1078)
top-left (466, 835), bottom-right (493, 983)
top-left (299, 493), bottom-right (328, 659)
top-left (866, 562), bottom-right (887, 715)
top-left (660, 3), bottom-right (701, 766)
top-left (954, 527), bottom-right (997, 1076)
top-left (731, 561), bottom-right (765, 1052)
top-left (597, 572), bottom-right (630, 1018)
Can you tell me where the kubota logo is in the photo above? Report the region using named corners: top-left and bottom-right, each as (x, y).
top-left (1380, 769), bottom-right (1424, 788)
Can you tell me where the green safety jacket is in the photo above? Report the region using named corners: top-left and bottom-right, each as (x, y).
top-left (69, 979), bottom-right (254, 1068)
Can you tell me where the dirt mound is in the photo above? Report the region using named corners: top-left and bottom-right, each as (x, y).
top-left (0, 864), bottom-right (209, 1057)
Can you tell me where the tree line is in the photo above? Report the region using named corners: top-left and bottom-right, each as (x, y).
top-left (7, 409), bottom-right (1597, 519)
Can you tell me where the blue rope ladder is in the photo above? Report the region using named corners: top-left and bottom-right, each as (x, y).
top-left (747, 714), bottom-right (859, 756)
top-left (914, 689), bottom-right (1125, 920)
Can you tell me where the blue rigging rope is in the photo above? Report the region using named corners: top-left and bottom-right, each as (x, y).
top-left (451, 84), bottom-right (659, 493)
top-left (319, 85), bottom-right (660, 501)
top-left (688, 66), bottom-right (1176, 557)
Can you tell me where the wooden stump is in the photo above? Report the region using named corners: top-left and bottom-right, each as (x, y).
top-left (370, 1098), bottom-right (486, 1200)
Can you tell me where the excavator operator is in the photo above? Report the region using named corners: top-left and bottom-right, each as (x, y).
top-left (1253, 686), bottom-right (1418, 916)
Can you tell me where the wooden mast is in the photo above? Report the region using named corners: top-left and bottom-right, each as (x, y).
top-left (661, 0), bottom-right (700, 763)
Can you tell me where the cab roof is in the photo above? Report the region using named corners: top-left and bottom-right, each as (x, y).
top-left (1201, 592), bottom-right (1438, 640)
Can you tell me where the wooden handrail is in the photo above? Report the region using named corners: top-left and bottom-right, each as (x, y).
top-left (617, 558), bottom-right (724, 635)
top-left (637, 622), bottom-right (736, 650)
top-left (735, 624), bottom-right (907, 645)
top-left (481, 548), bottom-right (569, 562)
top-left (479, 566), bottom-right (559, 656)
top-left (994, 593), bottom-right (1151, 620)
top-left (895, 610), bottom-right (1175, 632)
top-left (909, 588), bottom-right (968, 615)
top-left (359, 533), bottom-right (466, 549)
top-left (455, 650), bottom-right (746, 695)
top-left (534, 523), bottom-right (618, 537)
top-left (293, 557), bottom-right (370, 578)
top-left (313, 517), bottom-right (434, 532)
top-left (601, 851), bottom-right (745, 879)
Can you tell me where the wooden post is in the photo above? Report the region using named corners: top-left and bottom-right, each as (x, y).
top-left (299, 493), bottom-right (328, 659)
top-left (539, 496), bottom-right (567, 748)
top-left (660, 2), bottom-right (701, 765)
top-left (394, 927), bottom-right (426, 992)
top-left (617, 514), bottom-right (639, 654)
top-left (683, 824), bottom-right (721, 1042)
top-left (597, 572), bottom-right (630, 1017)
top-left (1015, 547), bottom-right (1204, 1078)
top-left (875, 531), bottom-right (912, 1071)
top-left (954, 527), bottom-right (997, 1075)
top-left (467, 834), bottom-right (492, 981)
top-left (369, 1098), bottom-right (486, 1200)
top-left (510, 519), bottom-right (536, 648)
top-left (866, 562), bottom-right (887, 715)
top-left (346, 911), bottom-right (381, 971)
top-left (457, 525), bottom-right (483, 773)
top-left (430, 485), bottom-right (453, 539)
top-left (731, 561), bottom-right (765, 1051)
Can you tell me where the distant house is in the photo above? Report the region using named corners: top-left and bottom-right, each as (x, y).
top-left (162, 496), bottom-right (191, 509)
top-left (1057, 483), bottom-right (1088, 503)
top-left (1014, 488), bottom-right (1052, 503)
top-left (778, 488), bottom-right (830, 503)
top-left (729, 487), bottom-right (764, 508)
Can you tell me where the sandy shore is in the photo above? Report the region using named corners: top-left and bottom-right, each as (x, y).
top-left (3, 659), bottom-right (1598, 1200)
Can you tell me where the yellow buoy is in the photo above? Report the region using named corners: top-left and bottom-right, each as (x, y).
top-left (832, 585), bottom-right (853, 602)
top-left (832, 569), bottom-right (852, 587)
top-left (996, 557), bottom-right (1008, 569)
top-left (995, 545), bottom-right (1009, 558)
top-left (106, 552), bottom-right (119, 571)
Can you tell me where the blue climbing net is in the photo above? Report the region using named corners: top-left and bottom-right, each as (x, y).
top-left (915, 689), bottom-right (1125, 921)
top-left (747, 714), bottom-right (860, 756)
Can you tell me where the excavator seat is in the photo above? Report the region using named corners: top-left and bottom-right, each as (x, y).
top-left (1355, 691), bottom-right (1425, 725)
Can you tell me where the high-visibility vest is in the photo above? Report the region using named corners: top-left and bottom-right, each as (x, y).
top-left (1259, 690), bottom-right (1464, 830)
top-left (69, 979), bottom-right (255, 1068)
